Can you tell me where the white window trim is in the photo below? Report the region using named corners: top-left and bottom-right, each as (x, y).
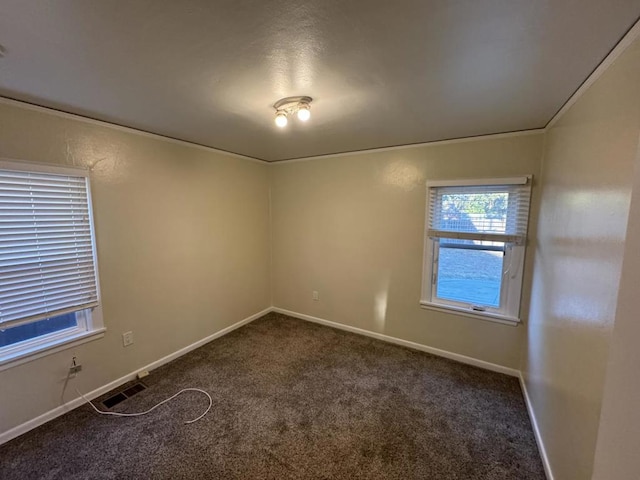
top-left (419, 301), bottom-right (520, 326)
top-left (0, 159), bottom-right (105, 369)
top-left (424, 176), bottom-right (530, 188)
top-left (420, 176), bottom-right (531, 325)
top-left (0, 313), bottom-right (106, 371)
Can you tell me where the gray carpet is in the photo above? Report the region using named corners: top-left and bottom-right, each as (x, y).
top-left (0, 313), bottom-right (545, 479)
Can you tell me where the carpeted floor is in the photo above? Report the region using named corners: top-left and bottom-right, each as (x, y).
top-left (0, 313), bottom-right (545, 479)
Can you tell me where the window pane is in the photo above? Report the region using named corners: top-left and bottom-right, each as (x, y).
top-left (436, 243), bottom-right (504, 307)
top-left (0, 313), bottom-right (78, 348)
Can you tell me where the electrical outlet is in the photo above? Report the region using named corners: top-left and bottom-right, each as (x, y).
top-left (312, 290), bottom-right (319, 301)
top-left (68, 356), bottom-right (82, 377)
top-left (122, 331), bottom-right (134, 347)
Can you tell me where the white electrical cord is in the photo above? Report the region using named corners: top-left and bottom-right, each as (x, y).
top-left (75, 387), bottom-right (212, 424)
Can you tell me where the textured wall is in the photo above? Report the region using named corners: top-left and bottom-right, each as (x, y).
top-left (592, 132), bottom-right (640, 480)
top-left (523, 39), bottom-right (640, 480)
top-left (0, 101), bottom-right (271, 434)
top-left (271, 133), bottom-right (543, 369)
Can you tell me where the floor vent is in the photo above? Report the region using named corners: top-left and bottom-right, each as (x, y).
top-left (102, 382), bottom-right (147, 409)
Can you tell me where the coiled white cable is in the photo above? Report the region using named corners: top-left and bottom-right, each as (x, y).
top-left (76, 387), bottom-right (212, 424)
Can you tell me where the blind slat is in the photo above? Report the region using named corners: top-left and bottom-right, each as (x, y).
top-left (0, 222), bottom-right (91, 230)
top-left (0, 272), bottom-right (97, 295)
top-left (2, 239), bottom-right (92, 253)
top-left (0, 186), bottom-right (87, 195)
top-left (1, 262), bottom-right (95, 283)
top-left (4, 304), bottom-right (97, 330)
top-left (0, 211), bottom-right (89, 217)
top-left (0, 176), bottom-right (86, 186)
top-left (0, 236), bottom-right (92, 248)
top-left (2, 285), bottom-right (98, 308)
top-left (0, 228), bottom-right (94, 237)
top-left (427, 180), bottom-right (531, 245)
top-left (428, 229), bottom-right (523, 245)
top-left (2, 285), bottom-right (97, 311)
top-left (1, 249), bottom-right (94, 267)
top-left (0, 171), bottom-right (86, 182)
top-left (1, 247), bottom-right (94, 264)
top-left (2, 298), bottom-right (99, 324)
top-left (0, 192), bottom-right (88, 199)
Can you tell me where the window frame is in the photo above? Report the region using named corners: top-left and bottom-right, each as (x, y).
top-left (0, 159), bottom-right (105, 370)
top-left (420, 176), bottom-right (532, 326)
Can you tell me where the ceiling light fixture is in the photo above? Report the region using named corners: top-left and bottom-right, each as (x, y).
top-left (273, 96), bottom-right (312, 127)
top-left (275, 111), bottom-right (288, 128)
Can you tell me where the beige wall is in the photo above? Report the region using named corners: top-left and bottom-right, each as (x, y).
top-left (271, 133), bottom-right (544, 369)
top-left (523, 39), bottom-right (640, 480)
top-left (0, 101), bottom-right (271, 434)
top-left (591, 134), bottom-right (640, 480)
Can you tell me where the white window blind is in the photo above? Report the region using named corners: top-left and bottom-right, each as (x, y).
top-left (427, 180), bottom-right (531, 246)
top-left (0, 167), bottom-right (99, 329)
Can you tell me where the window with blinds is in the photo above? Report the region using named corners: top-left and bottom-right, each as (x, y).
top-left (0, 161), bottom-right (102, 363)
top-left (420, 177), bottom-right (532, 323)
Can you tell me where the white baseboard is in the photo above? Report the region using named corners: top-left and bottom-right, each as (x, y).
top-left (272, 307), bottom-right (519, 377)
top-left (138, 307), bottom-right (270, 373)
top-left (519, 372), bottom-right (554, 480)
top-left (0, 307), bottom-right (271, 446)
top-left (1, 306), bottom-right (529, 449)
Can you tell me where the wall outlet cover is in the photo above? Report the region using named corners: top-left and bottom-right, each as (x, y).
top-left (122, 331), bottom-right (134, 347)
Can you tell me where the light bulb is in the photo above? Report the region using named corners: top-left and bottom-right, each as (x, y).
top-left (275, 112), bottom-right (288, 128)
top-left (297, 104), bottom-right (311, 122)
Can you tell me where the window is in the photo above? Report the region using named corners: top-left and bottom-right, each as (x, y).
top-left (420, 176), bottom-right (532, 324)
top-left (0, 161), bottom-right (104, 368)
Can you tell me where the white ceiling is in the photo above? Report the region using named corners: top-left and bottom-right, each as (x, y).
top-left (0, 1), bottom-right (639, 161)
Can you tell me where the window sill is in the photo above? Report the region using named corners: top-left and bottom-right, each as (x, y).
top-left (0, 328), bottom-right (106, 372)
top-left (419, 301), bottom-right (520, 326)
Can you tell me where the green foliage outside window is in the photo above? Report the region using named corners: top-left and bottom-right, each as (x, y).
top-left (442, 193), bottom-right (508, 219)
